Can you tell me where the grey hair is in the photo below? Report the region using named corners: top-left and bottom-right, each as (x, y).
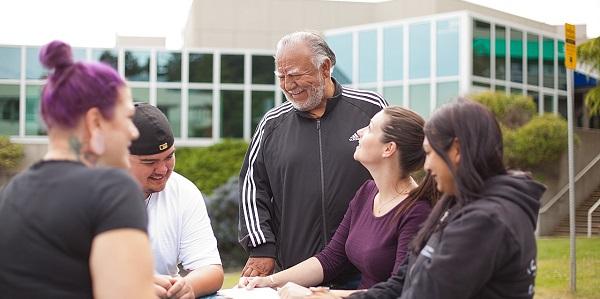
top-left (275, 31), bottom-right (337, 70)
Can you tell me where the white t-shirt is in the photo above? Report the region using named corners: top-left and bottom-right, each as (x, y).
top-left (146, 171), bottom-right (221, 276)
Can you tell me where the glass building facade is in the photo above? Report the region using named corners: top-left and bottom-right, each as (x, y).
top-left (0, 11), bottom-right (573, 145)
top-left (0, 46), bottom-right (280, 145)
top-left (324, 11), bottom-right (568, 118)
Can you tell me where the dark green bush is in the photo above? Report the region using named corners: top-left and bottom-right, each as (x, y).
top-left (0, 136), bottom-right (24, 173)
top-left (504, 114), bottom-right (568, 168)
top-left (472, 92), bottom-right (570, 170)
top-left (205, 176), bottom-right (245, 270)
top-left (472, 92), bottom-right (536, 129)
top-left (175, 139), bottom-right (248, 196)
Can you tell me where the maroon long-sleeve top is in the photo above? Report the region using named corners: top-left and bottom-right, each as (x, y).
top-left (314, 180), bottom-right (432, 289)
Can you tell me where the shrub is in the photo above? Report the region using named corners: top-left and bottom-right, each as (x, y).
top-left (0, 136), bottom-right (24, 173)
top-left (205, 176), bottom-right (246, 270)
top-left (175, 139), bottom-right (248, 196)
top-left (472, 92), bottom-right (570, 171)
top-left (472, 91), bottom-right (536, 129)
top-left (503, 114), bottom-right (569, 169)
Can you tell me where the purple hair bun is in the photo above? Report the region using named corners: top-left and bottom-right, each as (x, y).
top-left (39, 40), bottom-right (74, 70)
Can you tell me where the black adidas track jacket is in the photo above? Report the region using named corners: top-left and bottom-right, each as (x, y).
top-left (238, 78), bottom-right (387, 271)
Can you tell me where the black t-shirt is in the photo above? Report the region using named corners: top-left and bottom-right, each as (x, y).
top-left (0, 160), bottom-right (147, 298)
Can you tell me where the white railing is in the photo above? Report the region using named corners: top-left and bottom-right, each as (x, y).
top-left (539, 153), bottom-right (600, 214)
top-left (588, 198), bottom-right (600, 238)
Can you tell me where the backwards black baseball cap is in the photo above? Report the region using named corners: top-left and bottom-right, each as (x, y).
top-left (129, 102), bottom-right (174, 155)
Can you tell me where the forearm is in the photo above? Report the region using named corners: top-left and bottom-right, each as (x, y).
top-left (270, 257), bottom-right (324, 287)
top-left (185, 265), bottom-right (224, 297)
top-left (90, 229), bottom-right (154, 299)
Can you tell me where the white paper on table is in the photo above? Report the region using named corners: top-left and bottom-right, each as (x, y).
top-left (217, 287), bottom-right (280, 299)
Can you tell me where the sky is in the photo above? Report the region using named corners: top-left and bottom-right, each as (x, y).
top-left (0, 0), bottom-right (598, 49)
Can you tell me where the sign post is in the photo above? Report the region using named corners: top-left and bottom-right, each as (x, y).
top-left (564, 22), bottom-right (577, 293)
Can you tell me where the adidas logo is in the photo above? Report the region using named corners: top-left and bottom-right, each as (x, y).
top-left (348, 132), bottom-right (359, 142)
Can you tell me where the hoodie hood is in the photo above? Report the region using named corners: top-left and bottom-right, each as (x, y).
top-left (480, 172), bottom-right (546, 227)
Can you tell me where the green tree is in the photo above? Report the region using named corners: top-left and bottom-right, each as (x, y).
top-left (577, 36), bottom-right (600, 116)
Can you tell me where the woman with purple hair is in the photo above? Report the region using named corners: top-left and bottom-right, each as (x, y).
top-left (0, 41), bottom-right (154, 298)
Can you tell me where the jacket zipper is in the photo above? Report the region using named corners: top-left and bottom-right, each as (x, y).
top-left (317, 119), bottom-right (328, 247)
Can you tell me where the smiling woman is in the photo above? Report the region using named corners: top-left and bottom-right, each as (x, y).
top-left (346, 99), bottom-right (546, 299)
top-left (0, 40), bottom-right (154, 299)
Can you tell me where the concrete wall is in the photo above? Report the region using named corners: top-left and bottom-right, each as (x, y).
top-left (537, 128), bottom-right (600, 235)
top-left (183, 0), bottom-right (377, 49)
top-left (183, 0), bottom-right (566, 50)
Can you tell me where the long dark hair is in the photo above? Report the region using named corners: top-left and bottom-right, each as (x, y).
top-left (380, 106), bottom-right (439, 217)
top-left (410, 99), bottom-right (507, 252)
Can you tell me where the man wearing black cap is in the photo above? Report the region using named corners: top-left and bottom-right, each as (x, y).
top-left (128, 103), bottom-right (224, 299)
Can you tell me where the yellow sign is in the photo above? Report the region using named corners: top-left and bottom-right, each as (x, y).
top-left (564, 23), bottom-right (576, 69)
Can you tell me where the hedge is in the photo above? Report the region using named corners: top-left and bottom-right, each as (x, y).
top-left (472, 92), bottom-right (569, 170)
top-left (175, 139), bottom-right (248, 196)
top-left (0, 136), bottom-right (24, 173)
top-left (503, 114), bottom-right (568, 168)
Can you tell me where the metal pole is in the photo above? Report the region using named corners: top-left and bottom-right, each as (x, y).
top-left (566, 69), bottom-right (576, 293)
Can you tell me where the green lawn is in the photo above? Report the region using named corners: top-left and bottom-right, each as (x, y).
top-left (223, 272), bottom-right (241, 289)
top-left (536, 237), bottom-right (600, 299)
top-left (223, 238), bottom-right (600, 298)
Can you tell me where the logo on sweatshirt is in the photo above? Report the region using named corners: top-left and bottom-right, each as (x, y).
top-left (348, 132), bottom-right (359, 142)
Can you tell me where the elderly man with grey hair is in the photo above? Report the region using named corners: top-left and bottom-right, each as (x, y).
top-left (238, 31), bottom-right (387, 288)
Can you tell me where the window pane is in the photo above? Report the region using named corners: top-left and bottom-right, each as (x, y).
top-left (544, 94), bottom-right (554, 113)
top-left (359, 30), bottom-right (377, 83)
top-left (156, 88), bottom-right (181, 137)
top-left (383, 86), bottom-right (403, 106)
top-left (528, 91), bottom-right (539, 113)
top-left (188, 89), bottom-right (212, 138)
top-left (558, 95), bottom-right (567, 119)
top-left (220, 54), bottom-right (244, 84)
top-left (125, 50), bottom-right (150, 81)
top-left (72, 48), bottom-right (86, 61)
top-left (220, 90), bottom-right (243, 137)
top-left (496, 85), bottom-right (505, 92)
top-left (437, 19), bottom-right (459, 77)
top-left (93, 49), bottom-right (118, 70)
top-left (157, 52), bottom-right (181, 82)
top-left (472, 81), bottom-right (491, 93)
top-left (383, 26), bottom-right (403, 81)
top-left (0, 47), bottom-right (21, 79)
top-left (26, 47), bottom-right (47, 80)
top-left (409, 84), bottom-right (430, 118)
top-left (327, 34), bottom-right (353, 84)
top-left (0, 84), bottom-right (19, 135)
top-left (26, 85), bottom-right (45, 136)
top-left (437, 81), bottom-right (458, 107)
top-left (472, 20), bottom-right (490, 78)
top-left (510, 29), bottom-right (523, 83)
top-left (409, 22), bottom-right (430, 79)
top-left (558, 41), bottom-right (567, 90)
top-left (511, 87), bottom-right (523, 95)
top-left (189, 53), bottom-right (213, 83)
top-left (252, 55), bottom-right (275, 84)
top-left (251, 91), bottom-right (275, 133)
top-left (527, 33), bottom-right (539, 86)
top-left (495, 26), bottom-right (506, 80)
top-left (543, 38), bottom-right (554, 88)
top-left (131, 88), bottom-right (149, 103)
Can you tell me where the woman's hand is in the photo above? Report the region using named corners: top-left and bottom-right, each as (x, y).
top-left (238, 276), bottom-right (274, 289)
